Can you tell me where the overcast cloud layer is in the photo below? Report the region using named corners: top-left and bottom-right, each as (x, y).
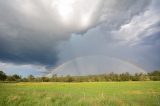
top-left (0, 0), bottom-right (159, 76)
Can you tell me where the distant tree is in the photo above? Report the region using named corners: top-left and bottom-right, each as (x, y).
top-left (50, 74), bottom-right (57, 82)
top-left (148, 70), bottom-right (160, 76)
top-left (66, 75), bottom-right (74, 82)
top-left (1, 70), bottom-right (160, 82)
top-left (28, 75), bottom-right (35, 81)
top-left (148, 70), bottom-right (160, 81)
top-left (41, 77), bottom-right (49, 82)
top-left (132, 73), bottom-right (139, 81)
top-left (6, 74), bottom-right (21, 81)
top-left (119, 72), bottom-right (131, 81)
top-left (6, 76), bottom-right (16, 81)
top-left (22, 78), bottom-right (28, 82)
top-left (0, 71), bottom-right (7, 81)
top-left (139, 73), bottom-right (148, 81)
top-left (12, 74), bottom-right (22, 81)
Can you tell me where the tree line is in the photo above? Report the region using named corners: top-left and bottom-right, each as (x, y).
top-left (0, 70), bottom-right (160, 82)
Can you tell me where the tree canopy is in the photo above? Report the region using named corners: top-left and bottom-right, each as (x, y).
top-left (0, 70), bottom-right (160, 82)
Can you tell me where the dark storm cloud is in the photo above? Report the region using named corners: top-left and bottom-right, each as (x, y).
top-left (0, 0), bottom-right (104, 67)
top-left (0, 28), bottom-right (59, 66)
top-left (0, 0), bottom-right (64, 66)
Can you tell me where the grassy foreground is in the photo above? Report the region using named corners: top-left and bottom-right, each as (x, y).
top-left (0, 81), bottom-right (160, 106)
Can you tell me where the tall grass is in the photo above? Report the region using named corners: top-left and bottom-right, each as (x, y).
top-left (0, 81), bottom-right (160, 106)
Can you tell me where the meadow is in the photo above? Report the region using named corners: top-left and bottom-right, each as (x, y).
top-left (0, 81), bottom-right (160, 106)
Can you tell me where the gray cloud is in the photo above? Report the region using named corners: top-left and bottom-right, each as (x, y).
top-left (57, 0), bottom-right (160, 73)
top-left (0, 0), bottom-right (159, 75)
top-left (0, 0), bottom-right (102, 66)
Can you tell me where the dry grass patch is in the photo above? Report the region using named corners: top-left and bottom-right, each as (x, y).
top-left (127, 90), bottom-right (143, 95)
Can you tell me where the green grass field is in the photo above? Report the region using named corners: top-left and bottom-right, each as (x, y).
top-left (0, 81), bottom-right (160, 106)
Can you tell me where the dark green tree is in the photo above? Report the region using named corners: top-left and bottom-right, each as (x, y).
top-left (41, 77), bottom-right (49, 82)
top-left (148, 70), bottom-right (160, 81)
top-left (66, 75), bottom-right (74, 82)
top-left (28, 75), bottom-right (35, 81)
top-left (0, 71), bottom-right (7, 81)
top-left (12, 74), bottom-right (22, 81)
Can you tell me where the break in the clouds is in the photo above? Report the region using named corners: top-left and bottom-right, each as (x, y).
top-left (0, 0), bottom-right (159, 76)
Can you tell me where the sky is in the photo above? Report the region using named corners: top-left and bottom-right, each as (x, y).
top-left (0, 0), bottom-right (160, 77)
